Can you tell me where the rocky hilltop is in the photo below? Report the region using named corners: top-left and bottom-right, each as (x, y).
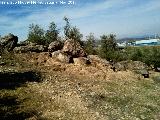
top-left (0, 34), bottom-right (159, 120)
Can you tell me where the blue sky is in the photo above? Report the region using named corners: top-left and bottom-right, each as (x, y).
top-left (0, 0), bottom-right (160, 41)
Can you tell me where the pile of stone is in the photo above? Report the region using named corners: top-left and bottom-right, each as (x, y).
top-left (50, 39), bottom-right (89, 65)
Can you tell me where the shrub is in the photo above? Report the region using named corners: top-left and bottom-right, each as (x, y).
top-left (27, 24), bottom-right (45, 45)
top-left (84, 33), bottom-right (96, 55)
top-left (45, 21), bottom-right (59, 46)
top-left (63, 17), bottom-right (83, 46)
top-left (98, 34), bottom-right (118, 61)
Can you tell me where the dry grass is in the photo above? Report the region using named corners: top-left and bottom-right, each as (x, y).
top-left (0, 53), bottom-right (160, 120)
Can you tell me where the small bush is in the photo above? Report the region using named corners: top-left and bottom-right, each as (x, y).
top-left (27, 24), bottom-right (45, 45)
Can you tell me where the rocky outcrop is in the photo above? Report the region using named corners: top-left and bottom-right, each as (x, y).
top-left (112, 60), bottom-right (148, 71)
top-left (62, 39), bottom-right (87, 58)
top-left (48, 41), bottom-right (63, 52)
top-left (14, 43), bottom-right (47, 53)
top-left (127, 61), bottom-right (148, 70)
top-left (0, 33), bottom-right (18, 52)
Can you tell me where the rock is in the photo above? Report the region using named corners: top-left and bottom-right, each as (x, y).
top-left (112, 61), bottom-right (148, 72)
top-left (48, 41), bottom-right (63, 52)
top-left (13, 46), bottom-right (29, 53)
top-left (62, 39), bottom-right (87, 58)
top-left (137, 69), bottom-right (149, 78)
top-left (112, 62), bottom-right (126, 71)
top-left (88, 55), bottom-right (110, 66)
top-left (155, 67), bottom-right (160, 72)
top-left (14, 45), bottom-right (47, 53)
top-left (28, 42), bottom-right (37, 46)
top-left (57, 52), bottom-right (73, 63)
top-left (127, 61), bottom-right (148, 70)
top-left (73, 57), bottom-right (91, 66)
top-left (51, 50), bottom-right (61, 58)
top-left (0, 61), bottom-right (6, 66)
top-left (0, 33), bottom-right (18, 52)
top-left (17, 41), bottom-right (35, 47)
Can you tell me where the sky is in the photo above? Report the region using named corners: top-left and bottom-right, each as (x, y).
top-left (0, 0), bottom-right (160, 41)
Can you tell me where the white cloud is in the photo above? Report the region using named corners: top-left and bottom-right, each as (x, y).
top-left (1, 0), bottom-right (160, 40)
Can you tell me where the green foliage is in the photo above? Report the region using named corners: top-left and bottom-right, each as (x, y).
top-left (98, 34), bottom-right (118, 61)
top-left (84, 33), bottom-right (96, 55)
top-left (63, 17), bottom-right (71, 38)
top-left (125, 46), bottom-right (160, 68)
top-left (27, 24), bottom-right (45, 45)
top-left (63, 17), bottom-right (83, 45)
top-left (45, 21), bottom-right (59, 46)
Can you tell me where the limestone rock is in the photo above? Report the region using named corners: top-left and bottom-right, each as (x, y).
top-left (0, 33), bottom-right (18, 52)
top-left (73, 57), bottom-right (91, 66)
top-left (57, 52), bottom-right (73, 63)
top-left (14, 45), bottom-right (47, 53)
top-left (51, 50), bottom-right (61, 58)
top-left (62, 39), bottom-right (87, 57)
top-left (48, 41), bottom-right (63, 52)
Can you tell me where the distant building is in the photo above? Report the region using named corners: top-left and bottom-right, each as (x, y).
top-left (117, 42), bottom-right (126, 47)
top-left (134, 39), bottom-right (160, 46)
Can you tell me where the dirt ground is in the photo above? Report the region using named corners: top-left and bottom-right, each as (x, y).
top-left (0, 53), bottom-right (160, 120)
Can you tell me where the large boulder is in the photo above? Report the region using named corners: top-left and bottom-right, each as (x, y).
top-left (88, 55), bottom-right (110, 68)
top-left (88, 55), bottom-right (110, 66)
top-left (48, 41), bottom-right (63, 52)
top-left (112, 62), bottom-right (126, 71)
top-left (51, 50), bottom-right (61, 58)
top-left (62, 39), bottom-right (87, 58)
top-left (57, 52), bottom-right (73, 63)
top-left (0, 33), bottom-right (18, 52)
